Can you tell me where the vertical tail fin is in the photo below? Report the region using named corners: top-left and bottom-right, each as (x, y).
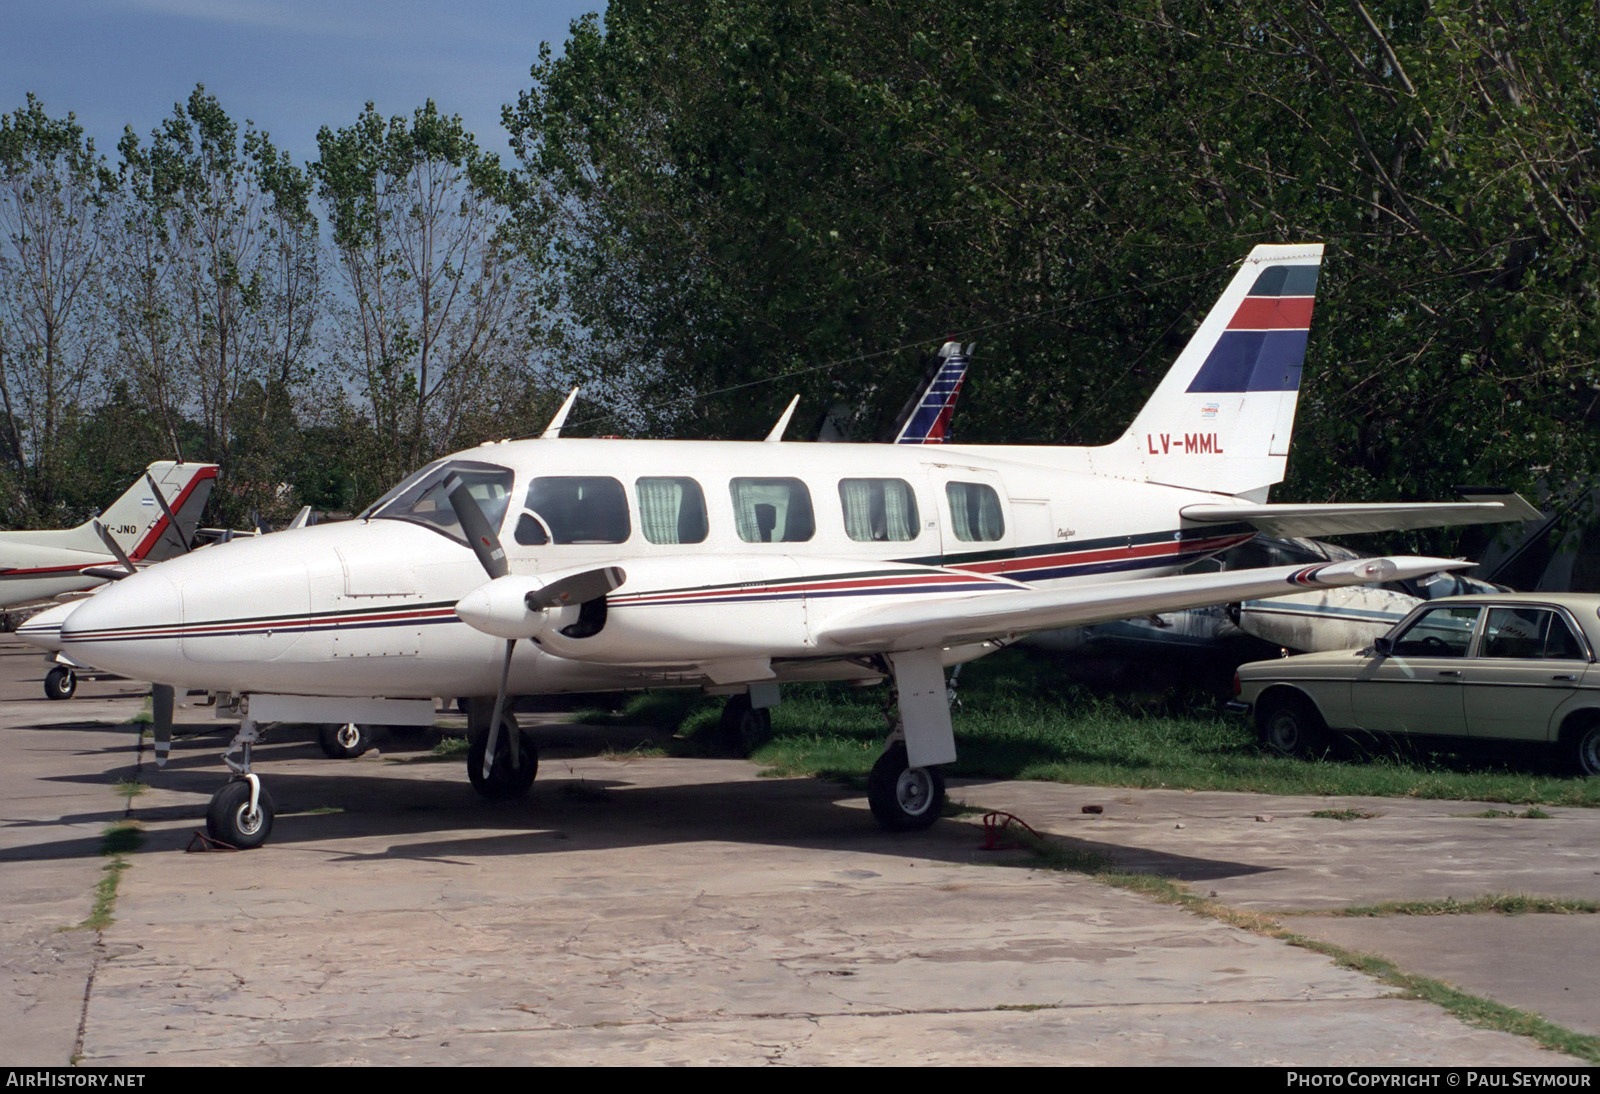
top-left (86, 462), bottom-right (218, 561)
top-left (1115, 244), bottom-right (1322, 499)
top-left (893, 341), bottom-right (970, 444)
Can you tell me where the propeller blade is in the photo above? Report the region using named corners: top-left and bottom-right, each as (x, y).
top-left (151, 684), bottom-right (174, 768)
top-left (144, 472), bottom-right (191, 554)
top-left (92, 520), bottom-right (137, 575)
top-left (483, 638), bottom-right (516, 778)
top-left (443, 475), bottom-right (509, 581)
top-left (525, 566), bottom-right (626, 610)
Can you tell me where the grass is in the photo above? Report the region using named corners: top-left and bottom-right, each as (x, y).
top-left (1309, 808), bottom-right (1379, 820)
top-left (1324, 895), bottom-right (1600, 917)
top-left (737, 649), bottom-right (1600, 807)
top-left (1466, 807), bottom-right (1553, 819)
top-left (78, 822), bottom-right (144, 931)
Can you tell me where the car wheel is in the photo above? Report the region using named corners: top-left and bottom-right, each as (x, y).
top-left (1257, 693), bottom-right (1328, 758)
top-left (1567, 721), bottom-right (1600, 777)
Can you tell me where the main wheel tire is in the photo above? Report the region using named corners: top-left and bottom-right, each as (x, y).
top-left (206, 780), bottom-right (275, 849)
top-left (718, 695), bottom-right (772, 757)
top-left (467, 717), bottom-right (539, 800)
top-left (1567, 721), bottom-right (1600, 777)
top-left (318, 722), bottom-right (373, 759)
top-left (867, 744), bottom-right (945, 831)
top-left (1257, 693), bottom-right (1329, 758)
top-left (44, 666), bottom-right (76, 701)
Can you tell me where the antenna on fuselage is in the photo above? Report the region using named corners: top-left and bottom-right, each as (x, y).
top-left (764, 395), bottom-right (801, 442)
top-left (541, 389), bottom-right (581, 439)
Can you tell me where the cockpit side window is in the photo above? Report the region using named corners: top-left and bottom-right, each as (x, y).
top-left (515, 476), bottom-right (631, 545)
top-left (365, 460), bottom-right (514, 545)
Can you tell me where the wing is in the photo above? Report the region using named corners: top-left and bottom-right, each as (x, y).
top-left (815, 555), bottom-right (1466, 653)
top-left (1180, 490), bottom-right (1540, 539)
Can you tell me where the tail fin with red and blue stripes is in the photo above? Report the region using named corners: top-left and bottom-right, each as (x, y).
top-left (892, 341), bottom-right (970, 444)
top-left (1115, 244), bottom-right (1322, 499)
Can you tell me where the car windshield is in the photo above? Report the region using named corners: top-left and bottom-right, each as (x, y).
top-left (362, 459), bottom-right (515, 545)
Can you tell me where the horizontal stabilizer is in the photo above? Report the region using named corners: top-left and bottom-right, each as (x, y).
top-left (816, 555), bottom-right (1468, 653)
top-left (1180, 492), bottom-right (1541, 538)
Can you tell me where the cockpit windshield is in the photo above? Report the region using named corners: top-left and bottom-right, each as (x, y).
top-left (361, 459), bottom-right (515, 545)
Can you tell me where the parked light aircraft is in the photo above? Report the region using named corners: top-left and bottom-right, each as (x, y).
top-left (0, 461), bottom-right (216, 612)
top-left (53, 244), bottom-right (1537, 848)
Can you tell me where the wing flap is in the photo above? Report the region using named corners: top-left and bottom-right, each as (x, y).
top-left (815, 555), bottom-right (1466, 653)
top-left (1180, 492), bottom-right (1540, 538)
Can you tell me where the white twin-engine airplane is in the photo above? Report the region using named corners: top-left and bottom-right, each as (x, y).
top-left (53, 244), bottom-right (1535, 848)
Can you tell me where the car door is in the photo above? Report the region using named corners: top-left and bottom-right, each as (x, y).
top-left (1349, 605), bottom-right (1482, 736)
top-left (1459, 605), bottom-right (1593, 742)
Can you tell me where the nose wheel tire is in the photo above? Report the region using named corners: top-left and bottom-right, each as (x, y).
top-left (206, 780), bottom-right (275, 849)
top-left (867, 744), bottom-right (945, 831)
top-left (318, 722), bottom-right (373, 759)
top-left (468, 719), bottom-right (539, 800)
top-left (44, 667), bottom-right (76, 701)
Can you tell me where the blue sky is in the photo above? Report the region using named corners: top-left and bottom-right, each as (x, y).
top-left (0, 0), bottom-right (605, 165)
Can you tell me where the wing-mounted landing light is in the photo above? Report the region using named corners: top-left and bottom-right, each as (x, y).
top-left (443, 476), bottom-right (624, 779)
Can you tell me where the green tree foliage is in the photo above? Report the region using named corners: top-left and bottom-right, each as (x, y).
top-left (314, 101), bottom-right (535, 485)
top-left (114, 85), bottom-right (322, 526)
top-left (0, 95), bottom-right (114, 523)
top-left (508, 0), bottom-right (1600, 519)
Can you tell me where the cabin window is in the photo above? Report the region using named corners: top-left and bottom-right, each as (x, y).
top-left (636, 477), bottom-right (708, 544)
top-left (730, 478), bottom-right (814, 543)
top-left (514, 476), bottom-right (630, 545)
top-left (839, 478), bottom-right (919, 542)
top-left (364, 460), bottom-right (514, 546)
top-left (946, 481), bottom-right (1005, 542)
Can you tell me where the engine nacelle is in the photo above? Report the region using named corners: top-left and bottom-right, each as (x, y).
top-left (531, 554), bottom-right (813, 665)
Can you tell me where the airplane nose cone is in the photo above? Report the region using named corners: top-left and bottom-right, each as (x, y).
top-left (59, 569), bottom-right (184, 681)
top-left (15, 599), bottom-right (82, 653)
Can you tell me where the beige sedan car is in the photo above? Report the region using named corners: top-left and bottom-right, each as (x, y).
top-left (1231, 593), bottom-right (1600, 775)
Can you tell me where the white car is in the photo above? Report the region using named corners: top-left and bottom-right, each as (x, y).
top-left (1231, 593), bottom-right (1600, 774)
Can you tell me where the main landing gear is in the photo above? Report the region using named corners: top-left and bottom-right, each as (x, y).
top-left (863, 649), bottom-right (957, 832)
top-left (867, 743), bottom-right (945, 831)
top-left (465, 699), bottom-right (538, 801)
top-left (718, 693), bottom-right (772, 756)
top-left (318, 722), bottom-right (374, 759)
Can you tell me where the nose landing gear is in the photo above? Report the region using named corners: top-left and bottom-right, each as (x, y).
top-left (206, 774), bottom-right (275, 849)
